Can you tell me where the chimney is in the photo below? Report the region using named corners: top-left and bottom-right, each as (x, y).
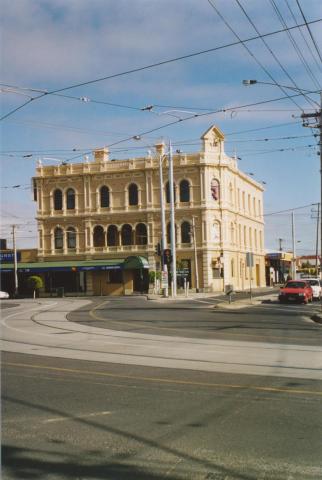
top-left (94, 147), bottom-right (109, 163)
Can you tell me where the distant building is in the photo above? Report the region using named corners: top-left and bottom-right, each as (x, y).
top-left (1, 125), bottom-right (266, 296)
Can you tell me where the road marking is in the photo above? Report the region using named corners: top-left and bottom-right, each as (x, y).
top-left (4, 361), bottom-right (322, 397)
top-left (43, 411), bottom-right (111, 423)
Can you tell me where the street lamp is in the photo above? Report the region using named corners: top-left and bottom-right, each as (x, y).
top-left (243, 79), bottom-right (322, 279)
top-left (157, 142), bottom-right (177, 297)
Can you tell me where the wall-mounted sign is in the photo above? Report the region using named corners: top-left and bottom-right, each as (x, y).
top-left (0, 251), bottom-right (21, 263)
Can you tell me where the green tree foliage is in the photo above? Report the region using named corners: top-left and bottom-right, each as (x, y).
top-left (27, 276), bottom-right (44, 298)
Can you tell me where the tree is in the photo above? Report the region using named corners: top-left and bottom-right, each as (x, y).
top-left (27, 275), bottom-right (43, 299)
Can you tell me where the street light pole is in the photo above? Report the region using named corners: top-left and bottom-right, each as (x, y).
top-left (192, 216), bottom-right (200, 292)
top-left (168, 141), bottom-right (177, 297)
top-left (12, 224), bottom-right (18, 297)
top-left (159, 152), bottom-right (168, 297)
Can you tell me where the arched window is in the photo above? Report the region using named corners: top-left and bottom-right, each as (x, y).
top-left (128, 183), bottom-right (138, 206)
top-left (93, 225), bottom-right (105, 247)
top-left (107, 225), bottom-right (118, 246)
top-left (231, 259), bottom-right (235, 277)
top-left (230, 222), bottom-right (235, 245)
top-left (121, 224), bottom-right (133, 245)
top-left (179, 180), bottom-right (190, 202)
top-left (66, 188), bottom-right (75, 210)
top-left (100, 186), bottom-right (110, 208)
top-left (54, 189), bottom-right (63, 210)
top-left (166, 181), bottom-right (176, 203)
top-left (229, 183), bottom-right (233, 205)
top-left (135, 223), bottom-right (147, 245)
top-left (211, 179), bottom-right (220, 201)
top-left (167, 222), bottom-right (178, 245)
top-left (212, 221), bottom-right (221, 243)
top-left (67, 227), bottom-right (76, 249)
top-left (181, 221), bottom-right (191, 244)
top-left (54, 227), bottom-right (63, 249)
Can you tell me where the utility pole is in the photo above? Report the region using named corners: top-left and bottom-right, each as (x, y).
top-left (316, 203), bottom-right (320, 277)
top-left (191, 217), bottom-right (199, 293)
top-left (301, 92), bottom-right (322, 278)
top-left (159, 151), bottom-right (168, 297)
top-left (291, 212), bottom-right (296, 279)
top-left (168, 141), bottom-right (177, 297)
top-left (12, 224), bottom-right (18, 297)
top-left (312, 203), bottom-right (320, 277)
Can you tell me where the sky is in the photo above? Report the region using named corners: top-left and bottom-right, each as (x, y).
top-left (1, 0), bottom-right (321, 255)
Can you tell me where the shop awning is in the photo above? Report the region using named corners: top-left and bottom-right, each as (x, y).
top-left (0, 259), bottom-right (124, 273)
top-left (0, 256), bottom-right (150, 273)
top-left (123, 256), bottom-right (149, 270)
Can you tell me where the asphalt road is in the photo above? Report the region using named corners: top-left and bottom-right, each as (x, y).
top-left (2, 351), bottom-right (322, 480)
top-left (2, 297), bottom-right (322, 479)
top-left (69, 295), bottom-right (322, 346)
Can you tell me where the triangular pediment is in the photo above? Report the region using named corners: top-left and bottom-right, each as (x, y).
top-left (201, 125), bottom-right (225, 141)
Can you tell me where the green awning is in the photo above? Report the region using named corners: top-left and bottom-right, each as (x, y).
top-left (1, 256), bottom-right (150, 273)
top-left (123, 256), bottom-right (149, 270)
top-left (0, 259), bottom-right (124, 273)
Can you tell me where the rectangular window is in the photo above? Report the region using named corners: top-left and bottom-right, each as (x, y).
top-left (212, 268), bottom-right (221, 279)
top-left (33, 179), bottom-right (37, 201)
top-left (107, 269), bottom-right (123, 283)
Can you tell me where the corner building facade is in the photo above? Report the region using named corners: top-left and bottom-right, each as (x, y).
top-left (33, 125), bottom-right (266, 295)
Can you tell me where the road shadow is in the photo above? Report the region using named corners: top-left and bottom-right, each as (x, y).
top-left (2, 395), bottom-right (258, 480)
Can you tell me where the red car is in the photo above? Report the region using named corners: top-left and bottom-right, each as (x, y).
top-left (278, 280), bottom-right (313, 304)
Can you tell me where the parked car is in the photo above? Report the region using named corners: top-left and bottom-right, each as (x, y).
top-left (0, 291), bottom-right (10, 299)
top-left (278, 280), bottom-right (313, 304)
top-left (305, 278), bottom-right (321, 300)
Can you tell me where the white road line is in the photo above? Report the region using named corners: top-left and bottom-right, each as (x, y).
top-left (43, 411), bottom-right (111, 423)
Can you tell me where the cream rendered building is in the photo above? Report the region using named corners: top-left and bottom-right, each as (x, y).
top-left (33, 125), bottom-right (265, 295)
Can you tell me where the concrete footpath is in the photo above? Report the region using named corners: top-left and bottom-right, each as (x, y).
top-left (1, 297), bottom-right (322, 380)
top-left (147, 286), bottom-right (278, 303)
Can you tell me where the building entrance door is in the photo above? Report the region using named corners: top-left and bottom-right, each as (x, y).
top-left (256, 264), bottom-right (260, 287)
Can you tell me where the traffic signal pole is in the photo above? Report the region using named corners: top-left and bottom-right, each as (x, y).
top-left (159, 152), bottom-right (168, 297)
top-left (168, 141), bottom-right (177, 297)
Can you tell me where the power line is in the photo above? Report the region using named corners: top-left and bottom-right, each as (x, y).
top-left (230, 143), bottom-right (318, 156)
top-left (284, 0), bottom-right (322, 76)
top-left (63, 91), bottom-right (319, 163)
top-left (295, 0), bottom-right (322, 64)
top-left (269, 0), bottom-right (322, 90)
top-left (234, 0), bottom-right (318, 109)
top-left (207, 0), bottom-right (307, 111)
top-left (1, 18), bottom-right (322, 122)
top-left (264, 203), bottom-right (317, 216)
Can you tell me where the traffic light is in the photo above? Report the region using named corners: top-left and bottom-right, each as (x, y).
top-left (163, 248), bottom-right (172, 265)
top-left (155, 243), bottom-right (161, 256)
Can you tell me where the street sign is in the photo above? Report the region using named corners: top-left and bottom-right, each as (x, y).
top-left (161, 271), bottom-right (168, 288)
top-left (246, 252), bottom-right (254, 267)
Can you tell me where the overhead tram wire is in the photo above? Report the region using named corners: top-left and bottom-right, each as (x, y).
top-left (1, 18), bottom-right (322, 122)
top-left (270, 0), bottom-right (322, 90)
top-left (234, 0), bottom-right (318, 109)
top-left (1, 133), bottom-right (315, 158)
top-left (295, 0), bottom-right (322, 65)
top-left (284, 0), bottom-right (322, 76)
top-left (63, 90), bottom-right (319, 163)
top-left (207, 0), bottom-right (309, 112)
